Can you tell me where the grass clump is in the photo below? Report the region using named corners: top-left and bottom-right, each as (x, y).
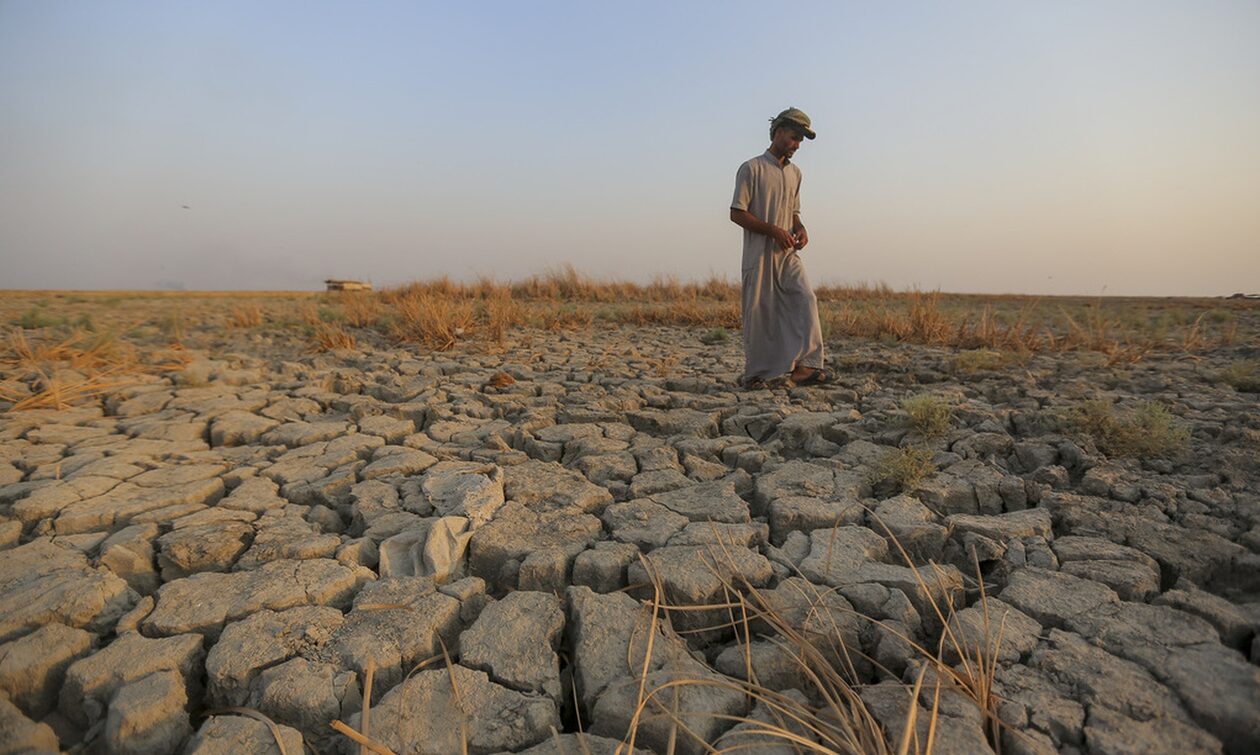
top-left (901, 394), bottom-right (952, 439)
top-left (867, 446), bottom-right (936, 493)
top-left (953, 349), bottom-right (1019, 373)
top-left (1220, 359), bottom-right (1260, 393)
top-left (13, 308), bottom-right (65, 329)
top-left (311, 321), bottom-right (356, 352)
top-left (699, 327), bottom-right (730, 345)
top-left (227, 304), bottom-right (264, 328)
top-left (1061, 399), bottom-right (1189, 458)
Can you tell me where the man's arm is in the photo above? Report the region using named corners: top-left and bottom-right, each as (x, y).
top-left (730, 208), bottom-right (796, 250)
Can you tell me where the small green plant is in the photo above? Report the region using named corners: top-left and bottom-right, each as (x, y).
top-left (158, 310), bottom-right (186, 342)
top-left (13, 308), bottom-right (64, 329)
top-left (699, 327), bottom-right (730, 345)
top-left (901, 394), bottom-right (952, 439)
top-left (318, 306), bottom-right (346, 323)
top-left (1220, 359), bottom-right (1260, 393)
top-left (1060, 399), bottom-right (1189, 457)
top-left (953, 349), bottom-right (1017, 373)
top-left (867, 445), bottom-right (936, 493)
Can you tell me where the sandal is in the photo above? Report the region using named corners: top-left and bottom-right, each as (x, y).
top-left (791, 368), bottom-right (831, 386)
top-left (743, 376), bottom-right (769, 390)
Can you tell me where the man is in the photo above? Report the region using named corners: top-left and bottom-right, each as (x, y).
top-left (730, 107), bottom-right (827, 388)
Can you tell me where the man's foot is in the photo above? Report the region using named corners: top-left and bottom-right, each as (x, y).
top-left (789, 367), bottom-right (830, 386)
top-left (743, 376), bottom-right (769, 390)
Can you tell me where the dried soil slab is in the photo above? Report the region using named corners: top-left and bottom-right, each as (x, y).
top-left (209, 410), bottom-right (279, 447)
top-left (233, 510), bottom-right (340, 570)
top-left (315, 576), bottom-right (469, 690)
top-left (590, 669), bottom-right (748, 755)
top-left (356, 665), bottom-right (559, 754)
top-left (503, 460), bottom-right (613, 514)
top-left (627, 408), bottom-right (719, 438)
top-left (60, 631), bottom-right (204, 729)
top-left (468, 502), bottom-right (602, 592)
top-left (459, 590), bottom-right (564, 700)
top-left (945, 508), bottom-right (1052, 541)
top-left (0, 539), bottom-right (137, 643)
top-left (104, 668), bottom-right (192, 755)
top-left (1064, 602), bottom-right (1260, 752)
top-left (0, 696), bottom-right (59, 754)
top-left (53, 476), bottom-right (225, 535)
top-left (753, 460), bottom-right (837, 517)
top-left (184, 714), bottom-right (304, 755)
top-left (797, 526), bottom-right (964, 627)
top-left (512, 734), bottom-right (653, 755)
top-left (999, 566), bottom-right (1119, 630)
top-left (0, 622), bottom-right (94, 719)
top-left (602, 499), bottom-right (689, 551)
top-left (205, 606), bottom-right (344, 707)
top-left (566, 586), bottom-right (698, 709)
top-left (649, 481), bottom-right (750, 523)
top-left (141, 559), bottom-right (370, 640)
top-left (627, 545), bottom-right (773, 632)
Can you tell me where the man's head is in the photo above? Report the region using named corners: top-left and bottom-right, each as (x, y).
top-left (768, 107), bottom-right (816, 160)
top-left (769, 107), bottom-right (816, 141)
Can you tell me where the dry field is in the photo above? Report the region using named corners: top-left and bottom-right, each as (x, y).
top-left (1, 274), bottom-right (1258, 754)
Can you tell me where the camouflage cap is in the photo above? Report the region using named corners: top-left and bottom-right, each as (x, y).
top-left (772, 107), bottom-right (816, 139)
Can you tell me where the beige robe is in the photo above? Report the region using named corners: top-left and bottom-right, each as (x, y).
top-left (731, 151), bottom-right (824, 381)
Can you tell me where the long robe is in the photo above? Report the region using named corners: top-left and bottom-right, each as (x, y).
top-left (731, 150), bottom-right (824, 381)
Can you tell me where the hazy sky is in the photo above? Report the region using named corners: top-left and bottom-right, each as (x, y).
top-left (2, 1), bottom-right (1257, 295)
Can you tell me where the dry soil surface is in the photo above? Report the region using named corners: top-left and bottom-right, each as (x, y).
top-left (1, 322), bottom-right (1259, 754)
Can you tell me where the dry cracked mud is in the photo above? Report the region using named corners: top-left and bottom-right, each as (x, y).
top-left (1, 323), bottom-right (1258, 754)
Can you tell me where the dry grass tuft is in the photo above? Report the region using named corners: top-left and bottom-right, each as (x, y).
top-left (901, 394), bottom-right (952, 439)
top-left (227, 304), bottom-right (264, 328)
top-left (952, 349), bottom-right (1021, 373)
top-left (338, 293), bottom-right (382, 329)
top-left (311, 322), bottom-right (357, 352)
top-left (1059, 399), bottom-right (1189, 458)
top-left (615, 526), bottom-right (1010, 754)
top-left (1220, 359), bottom-right (1260, 393)
top-left (384, 290), bottom-right (475, 350)
top-left (867, 446), bottom-right (937, 494)
top-left (0, 328), bottom-right (188, 412)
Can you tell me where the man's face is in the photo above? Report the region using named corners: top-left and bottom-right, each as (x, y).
top-left (771, 126), bottom-right (806, 159)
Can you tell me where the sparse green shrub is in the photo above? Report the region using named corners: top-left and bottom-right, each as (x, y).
top-left (953, 349), bottom-right (1017, 373)
top-left (867, 445), bottom-right (936, 493)
top-left (1220, 359), bottom-right (1260, 393)
top-left (699, 327), bottom-right (729, 345)
top-left (902, 393), bottom-right (952, 438)
top-left (317, 306), bottom-right (346, 323)
top-left (14, 308), bottom-right (64, 329)
top-left (158, 311), bottom-right (185, 342)
top-left (1061, 399), bottom-right (1189, 457)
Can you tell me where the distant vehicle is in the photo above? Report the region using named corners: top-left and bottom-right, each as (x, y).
top-left (325, 279), bottom-right (372, 292)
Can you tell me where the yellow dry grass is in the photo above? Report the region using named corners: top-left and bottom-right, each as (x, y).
top-left (0, 328), bottom-right (189, 412)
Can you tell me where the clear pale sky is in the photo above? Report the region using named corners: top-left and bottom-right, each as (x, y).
top-left (2, 1), bottom-right (1257, 295)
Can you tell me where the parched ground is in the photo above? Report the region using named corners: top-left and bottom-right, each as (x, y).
top-left (1, 294), bottom-right (1259, 754)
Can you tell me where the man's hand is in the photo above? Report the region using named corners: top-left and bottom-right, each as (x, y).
top-left (792, 223), bottom-right (809, 250)
top-left (731, 208), bottom-right (797, 251)
top-left (771, 227), bottom-right (796, 251)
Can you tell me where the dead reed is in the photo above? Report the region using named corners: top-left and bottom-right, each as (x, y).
top-left (614, 526), bottom-right (1004, 755)
top-left (0, 328), bottom-right (188, 412)
top-left (227, 304), bottom-right (264, 328)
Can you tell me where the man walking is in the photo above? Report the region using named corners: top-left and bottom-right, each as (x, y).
top-left (730, 107), bottom-right (828, 388)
